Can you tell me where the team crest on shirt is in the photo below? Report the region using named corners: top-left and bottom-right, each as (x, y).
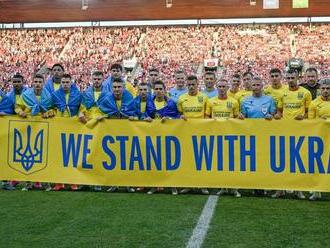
top-left (198, 96), bottom-right (204, 103)
top-left (8, 120), bottom-right (49, 175)
top-left (297, 92), bottom-right (304, 99)
top-left (316, 103), bottom-right (323, 109)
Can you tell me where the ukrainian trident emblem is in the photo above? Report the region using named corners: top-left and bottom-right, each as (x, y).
top-left (8, 121), bottom-right (48, 175)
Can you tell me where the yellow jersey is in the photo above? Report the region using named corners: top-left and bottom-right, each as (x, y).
top-left (54, 83), bottom-right (61, 91)
top-left (278, 86), bottom-right (312, 119)
top-left (206, 96), bottom-right (239, 119)
top-left (94, 91), bottom-right (101, 101)
top-left (234, 89), bottom-right (252, 104)
top-left (15, 97), bottom-right (29, 115)
top-left (116, 100), bottom-right (122, 110)
top-left (56, 93), bottom-right (71, 117)
top-left (154, 99), bottom-right (166, 110)
top-left (177, 92), bottom-right (208, 119)
top-left (308, 97), bottom-right (330, 119)
top-left (264, 84), bottom-right (288, 108)
top-left (79, 91), bottom-right (105, 120)
top-left (154, 99), bottom-right (166, 119)
top-left (227, 89), bottom-right (239, 99)
top-left (15, 95), bottom-right (21, 105)
top-left (140, 101), bottom-right (147, 114)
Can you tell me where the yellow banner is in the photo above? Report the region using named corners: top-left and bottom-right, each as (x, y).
top-left (1, 116), bottom-right (330, 191)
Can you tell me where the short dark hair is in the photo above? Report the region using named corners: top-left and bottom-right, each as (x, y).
top-left (34, 74), bottom-right (44, 80)
top-left (51, 63), bottom-right (64, 71)
top-left (61, 73), bottom-right (72, 80)
top-left (110, 63), bottom-right (123, 71)
top-left (243, 72), bottom-right (253, 78)
top-left (286, 68), bottom-right (298, 75)
top-left (187, 75), bottom-right (198, 81)
top-left (218, 78), bottom-right (228, 84)
top-left (149, 68), bottom-right (159, 74)
top-left (113, 77), bottom-right (124, 83)
top-left (12, 73), bottom-right (24, 80)
top-left (270, 68), bottom-right (282, 74)
top-left (204, 71), bottom-right (216, 78)
top-left (154, 80), bottom-right (166, 90)
top-left (138, 82), bottom-right (148, 87)
top-left (232, 74), bottom-right (241, 79)
top-left (253, 76), bottom-right (262, 82)
top-left (92, 70), bottom-right (104, 77)
top-left (305, 67), bottom-right (318, 74)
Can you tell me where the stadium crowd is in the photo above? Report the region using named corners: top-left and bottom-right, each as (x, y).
top-left (1, 23), bottom-right (330, 89)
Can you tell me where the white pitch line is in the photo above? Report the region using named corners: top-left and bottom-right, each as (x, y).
top-left (186, 195), bottom-right (219, 248)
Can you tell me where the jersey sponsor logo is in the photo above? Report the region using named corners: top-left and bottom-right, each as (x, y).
top-left (184, 107), bottom-right (203, 112)
top-left (284, 103), bottom-right (301, 109)
top-left (198, 96), bottom-right (204, 103)
top-left (297, 92), bottom-right (304, 99)
top-left (214, 112), bottom-right (231, 118)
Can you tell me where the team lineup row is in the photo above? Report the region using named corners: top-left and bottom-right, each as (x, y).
top-left (0, 64), bottom-right (329, 120)
top-left (1, 63), bottom-right (330, 200)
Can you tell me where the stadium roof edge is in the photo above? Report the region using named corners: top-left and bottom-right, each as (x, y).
top-left (1, 17), bottom-right (330, 29)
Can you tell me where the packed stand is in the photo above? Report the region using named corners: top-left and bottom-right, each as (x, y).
top-left (0, 23), bottom-right (330, 90)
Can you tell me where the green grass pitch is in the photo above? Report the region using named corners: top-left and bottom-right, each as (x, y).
top-left (0, 191), bottom-right (329, 247)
